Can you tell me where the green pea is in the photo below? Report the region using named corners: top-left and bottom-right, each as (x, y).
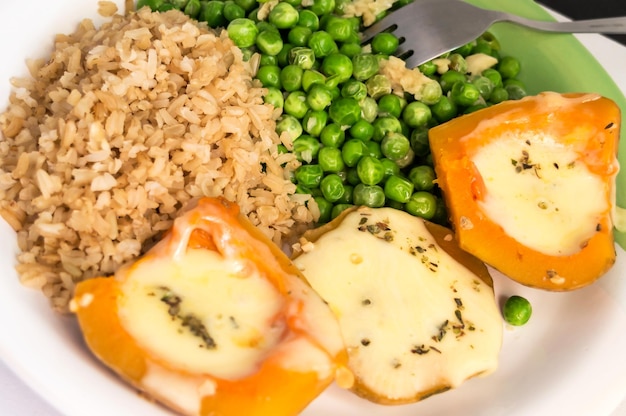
top-left (314, 196), bottom-right (333, 223)
top-left (302, 110), bottom-right (328, 137)
top-left (471, 75), bottom-right (494, 100)
top-left (349, 119), bottom-right (374, 141)
top-left (331, 203), bottom-right (354, 219)
top-left (420, 81), bottom-right (443, 106)
top-left (325, 16), bottom-right (354, 42)
top-left (377, 94), bottom-right (403, 118)
top-left (320, 123), bottom-right (345, 148)
top-left (306, 84), bottom-right (333, 111)
top-left (504, 79), bottom-right (527, 100)
top-left (318, 149), bottom-right (344, 175)
top-left (295, 164), bottom-right (324, 188)
top-left (431, 95), bottom-right (458, 123)
top-left (381, 132), bottom-right (410, 161)
top-left (401, 101), bottom-right (431, 128)
top-left (200, 1), bottom-right (227, 27)
top-left (380, 157), bottom-right (400, 181)
top-left (280, 65), bottom-right (304, 92)
top-left (490, 86), bottom-right (509, 104)
top-left (234, 0), bottom-right (256, 11)
top-left (366, 74), bottom-right (392, 99)
top-left (498, 56), bottom-right (521, 79)
top-left (353, 183), bottom-right (385, 207)
top-left (321, 53), bottom-right (353, 84)
top-left (345, 167), bottom-right (360, 185)
top-left (289, 47), bottom-right (316, 70)
top-left (452, 41), bottom-right (474, 57)
top-left (277, 43), bottom-right (295, 67)
top-left (352, 53), bottom-right (379, 81)
top-left (269, 2), bottom-right (299, 29)
top-left (308, 0), bottom-right (335, 16)
top-left (448, 53), bottom-right (468, 73)
top-left (297, 9), bottom-right (320, 30)
top-left (450, 81), bottom-right (481, 107)
top-left (482, 68), bottom-right (503, 88)
top-left (287, 26), bottom-right (313, 47)
top-left (418, 60), bottom-right (437, 76)
top-left (256, 65), bottom-right (282, 88)
top-left (408, 165), bottom-right (435, 191)
top-left (319, 174), bottom-right (345, 202)
top-left (184, 0), bottom-right (201, 17)
top-left (339, 42), bottom-right (362, 58)
top-left (409, 127), bottom-right (430, 157)
top-left (341, 79), bottom-right (367, 101)
top-left (336, 183), bottom-right (354, 204)
top-left (384, 175), bottom-right (414, 203)
top-left (157, 3), bottom-right (178, 12)
top-left (329, 97), bottom-right (361, 126)
top-left (405, 191), bottom-right (437, 219)
top-left (308, 31), bottom-right (339, 59)
top-left (227, 18), bottom-right (258, 48)
top-left (259, 54), bottom-right (277, 67)
top-left (342, 138), bottom-right (368, 167)
top-left (247, 7), bottom-right (259, 22)
top-left (263, 86), bottom-right (284, 109)
top-left (284, 91), bottom-right (310, 118)
top-left (464, 103), bottom-right (487, 114)
top-left (503, 295), bottom-right (532, 326)
top-left (137, 0), bottom-right (164, 11)
top-left (371, 32), bottom-right (399, 55)
top-left (276, 114), bottom-right (303, 141)
top-left (224, 1), bottom-right (246, 21)
top-left (438, 70), bottom-right (464, 93)
top-left (356, 156), bottom-right (385, 185)
top-left (256, 30), bottom-right (284, 56)
top-left (372, 116), bottom-right (402, 142)
top-left (359, 97), bottom-right (378, 123)
top-left (302, 69), bottom-right (326, 92)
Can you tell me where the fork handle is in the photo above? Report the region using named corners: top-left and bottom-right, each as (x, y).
top-left (505, 14), bottom-right (626, 34)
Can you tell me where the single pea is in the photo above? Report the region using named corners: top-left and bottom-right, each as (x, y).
top-left (349, 119), bottom-right (374, 141)
top-left (168, 0), bottom-right (187, 10)
top-left (498, 55), bottom-right (521, 79)
top-left (452, 41), bottom-right (474, 57)
top-left (302, 69), bottom-right (326, 92)
top-left (306, 84), bottom-right (333, 111)
top-left (223, 1), bottom-right (246, 21)
top-left (289, 47), bottom-right (316, 70)
top-left (402, 101), bottom-right (432, 128)
top-left (320, 123), bottom-right (345, 148)
top-left (381, 132), bottom-right (410, 161)
top-left (269, 2), bottom-right (299, 29)
top-left (431, 95), bottom-right (458, 123)
top-left (184, 0), bottom-right (202, 17)
top-left (464, 103), bottom-right (487, 114)
top-left (363, 141), bottom-right (382, 159)
top-left (247, 7), bottom-right (259, 22)
top-left (450, 81), bottom-right (481, 106)
top-left (489, 86), bottom-right (509, 104)
top-left (448, 53), bottom-right (468, 73)
top-left (372, 116), bottom-right (402, 142)
top-left (431, 195), bottom-right (448, 225)
top-left (439, 70), bottom-right (465, 93)
top-left (408, 165), bottom-right (436, 191)
top-left (405, 191), bottom-right (437, 219)
top-left (420, 81), bottom-right (443, 106)
top-left (353, 183), bottom-right (385, 207)
top-left (284, 91), bottom-right (310, 118)
top-left (471, 75), bottom-right (494, 100)
top-left (308, 31), bottom-right (339, 58)
top-left (259, 54), bottom-right (278, 66)
top-left (321, 53), bottom-right (353, 84)
top-left (504, 79), bottom-right (527, 100)
top-left (329, 97), bottom-right (361, 126)
top-left (280, 64), bottom-right (304, 92)
top-left (325, 16), bottom-right (354, 42)
top-left (314, 196), bottom-right (333, 223)
top-left (342, 138), bottom-right (368, 167)
top-left (360, 97), bottom-right (378, 123)
top-left (318, 147), bottom-right (345, 173)
top-left (395, 147), bottom-right (415, 169)
top-left (352, 53), bottom-right (379, 81)
top-left (227, 18), bottom-right (258, 48)
top-left (320, 173), bottom-right (346, 202)
top-left (256, 21), bottom-right (279, 34)
top-left (308, 0), bottom-right (335, 16)
top-left (503, 295), bottom-right (532, 326)
top-left (287, 26), bottom-right (313, 47)
top-left (200, 1), bottom-right (227, 27)
top-left (371, 32), bottom-right (399, 55)
top-left (341, 79), bottom-right (367, 101)
top-left (295, 164), bottom-right (324, 188)
top-left (384, 175), bottom-right (414, 203)
top-left (256, 30), bottom-right (284, 56)
top-left (482, 68), bottom-right (503, 87)
top-left (284, 0), bottom-right (302, 7)
top-left (339, 42), bottom-right (362, 58)
top-left (380, 157), bottom-right (400, 181)
top-left (256, 65), bottom-right (282, 88)
top-left (336, 183), bottom-right (354, 204)
top-left (157, 3), bottom-right (178, 12)
top-left (366, 74), bottom-right (392, 99)
top-left (331, 203), bottom-right (354, 219)
top-left (356, 156), bottom-right (385, 185)
top-left (137, 0), bottom-right (164, 11)
top-left (263, 86), bottom-right (284, 109)
top-left (277, 43), bottom-right (295, 67)
top-left (233, 0), bottom-right (256, 11)
top-left (302, 110), bottom-right (328, 137)
top-left (297, 9), bottom-right (320, 30)
top-left (377, 94), bottom-right (403, 118)
top-left (418, 60), bottom-right (437, 77)
top-left (409, 127), bottom-right (430, 157)
top-left (275, 114), bottom-right (303, 141)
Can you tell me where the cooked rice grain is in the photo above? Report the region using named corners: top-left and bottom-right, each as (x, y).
top-left (0, 8), bottom-right (316, 312)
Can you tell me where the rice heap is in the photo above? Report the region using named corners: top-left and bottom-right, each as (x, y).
top-left (0, 6), bottom-right (316, 312)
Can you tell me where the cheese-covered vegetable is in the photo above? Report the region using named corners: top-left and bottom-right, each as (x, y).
top-left (429, 92), bottom-right (620, 290)
top-left (292, 207), bottom-right (502, 404)
top-left (71, 197), bottom-right (350, 416)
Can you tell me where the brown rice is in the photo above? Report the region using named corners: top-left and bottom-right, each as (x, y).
top-left (0, 6), bottom-right (317, 312)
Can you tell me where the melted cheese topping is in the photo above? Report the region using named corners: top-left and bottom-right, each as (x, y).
top-left (293, 208), bottom-right (502, 401)
top-left (118, 248), bottom-right (285, 380)
top-left (472, 133), bottom-right (608, 256)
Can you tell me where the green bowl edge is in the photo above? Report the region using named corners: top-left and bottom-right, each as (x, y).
top-left (466, 0), bottom-right (626, 248)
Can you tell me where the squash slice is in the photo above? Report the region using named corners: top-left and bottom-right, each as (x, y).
top-left (71, 197), bottom-right (349, 416)
top-left (429, 92), bottom-right (620, 290)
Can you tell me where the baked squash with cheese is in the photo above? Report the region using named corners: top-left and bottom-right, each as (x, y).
top-left (429, 92), bottom-right (620, 290)
top-left (71, 197), bottom-right (350, 416)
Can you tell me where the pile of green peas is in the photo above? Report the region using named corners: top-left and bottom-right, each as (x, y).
top-left (136, 0), bottom-right (528, 225)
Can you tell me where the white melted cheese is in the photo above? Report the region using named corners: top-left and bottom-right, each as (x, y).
top-left (118, 248), bottom-right (285, 381)
top-left (293, 208), bottom-right (502, 401)
top-left (471, 132), bottom-right (608, 256)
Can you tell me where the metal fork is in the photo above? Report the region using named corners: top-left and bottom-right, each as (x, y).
top-left (360, 0), bottom-right (626, 68)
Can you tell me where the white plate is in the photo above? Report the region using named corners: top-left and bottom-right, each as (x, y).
top-left (1, 1), bottom-right (625, 416)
